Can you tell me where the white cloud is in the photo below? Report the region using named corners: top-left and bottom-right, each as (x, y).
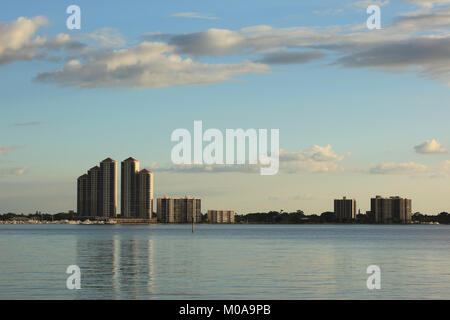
top-left (0, 16), bottom-right (86, 65)
top-left (415, 139), bottom-right (447, 154)
top-left (0, 16), bottom-right (48, 64)
top-left (279, 145), bottom-right (346, 173)
top-left (35, 41), bottom-right (269, 88)
top-left (369, 162), bottom-right (428, 174)
top-left (147, 145), bottom-right (346, 174)
top-left (5, 4), bottom-right (450, 88)
top-left (170, 12), bottom-right (219, 20)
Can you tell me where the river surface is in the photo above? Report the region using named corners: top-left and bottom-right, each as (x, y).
top-left (0, 224), bottom-right (449, 299)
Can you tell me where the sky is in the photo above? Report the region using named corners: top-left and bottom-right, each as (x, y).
top-left (1, 0), bottom-right (450, 215)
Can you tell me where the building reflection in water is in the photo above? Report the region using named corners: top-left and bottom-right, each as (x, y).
top-left (75, 229), bottom-right (154, 299)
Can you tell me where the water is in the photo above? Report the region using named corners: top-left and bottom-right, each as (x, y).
top-left (0, 224), bottom-right (449, 299)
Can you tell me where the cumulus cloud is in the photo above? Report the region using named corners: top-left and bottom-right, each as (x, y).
top-left (170, 12), bottom-right (219, 20)
top-left (4, 4), bottom-right (450, 88)
top-left (279, 145), bottom-right (346, 173)
top-left (369, 162), bottom-right (428, 174)
top-left (0, 166), bottom-right (28, 176)
top-left (147, 145), bottom-right (346, 174)
top-left (35, 42), bottom-right (269, 88)
top-left (0, 16), bottom-right (48, 64)
top-left (142, 4), bottom-right (450, 86)
top-left (414, 139), bottom-right (447, 154)
top-left (0, 16), bottom-right (84, 65)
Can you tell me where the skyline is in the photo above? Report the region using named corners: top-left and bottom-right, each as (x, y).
top-left (1, 0), bottom-right (450, 214)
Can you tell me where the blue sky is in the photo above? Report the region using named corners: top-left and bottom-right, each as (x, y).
top-left (1, 0), bottom-right (450, 214)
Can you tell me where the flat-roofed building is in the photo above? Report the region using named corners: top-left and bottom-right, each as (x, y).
top-left (157, 196), bottom-right (174, 223)
top-left (370, 196), bottom-right (412, 224)
top-left (157, 196), bottom-right (201, 223)
top-left (208, 210), bottom-right (235, 223)
top-left (334, 197), bottom-right (356, 222)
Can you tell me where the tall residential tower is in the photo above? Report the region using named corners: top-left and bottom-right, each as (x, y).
top-left (137, 169), bottom-right (154, 219)
top-left (334, 197), bottom-right (356, 222)
top-left (99, 158), bottom-right (117, 218)
top-left (121, 157), bottom-right (139, 218)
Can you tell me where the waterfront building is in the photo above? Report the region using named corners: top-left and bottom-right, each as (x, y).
top-left (334, 197), bottom-right (356, 222)
top-left (137, 169), bottom-right (154, 219)
top-left (157, 196), bottom-right (201, 223)
top-left (121, 157), bottom-right (139, 218)
top-left (99, 158), bottom-right (117, 218)
top-left (207, 210), bottom-right (235, 223)
top-left (87, 166), bottom-right (100, 216)
top-left (370, 196), bottom-right (412, 224)
top-left (77, 174), bottom-right (88, 216)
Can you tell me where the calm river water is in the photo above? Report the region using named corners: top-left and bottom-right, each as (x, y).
top-left (0, 224), bottom-right (449, 299)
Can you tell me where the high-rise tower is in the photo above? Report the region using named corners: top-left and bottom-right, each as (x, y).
top-left (99, 158), bottom-right (117, 217)
top-left (77, 174), bottom-right (88, 216)
top-left (121, 157), bottom-right (139, 218)
top-left (87, 166), bottom-right (100, 216)
top-left (137, 169), bottom-right (154, 219)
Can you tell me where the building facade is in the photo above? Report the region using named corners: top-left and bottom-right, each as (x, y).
top-left (87, 166), bottom-right (100, 216)
top-left (207, 210), bottom-right (235, 223)
top-left (334, 197), bottom-right (356, 222)
top-left (157, 196), bottom-right (201, 223)
top-left (121, 157), bottom-right (139, 218)
top-left (99, 158), bottom-right (117, 217)
top-left (370, 196), bottom-right (412, 224)
top-left (77, 174), bottom-right (88, 216)
top-left (137, 169), bottom-right (154, 219)
top-left (77, 157), bottom-right (155, 219)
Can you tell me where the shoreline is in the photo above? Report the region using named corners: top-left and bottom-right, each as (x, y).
top-left (0, 220), bottom-right (441, 225)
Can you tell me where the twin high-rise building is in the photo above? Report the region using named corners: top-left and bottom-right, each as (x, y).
top-left (157, 196), bottom-right (201, 223)
top-left (334, 197), bottom-right (356, 222)
top-left (121, 157), bottom-right (154, 219)
top-left (77, 157), bottom-right (153, 219)
top-left (369, 196), bottom-right (412, 224)
top-left (77, 158), bottom-right (117, 217)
